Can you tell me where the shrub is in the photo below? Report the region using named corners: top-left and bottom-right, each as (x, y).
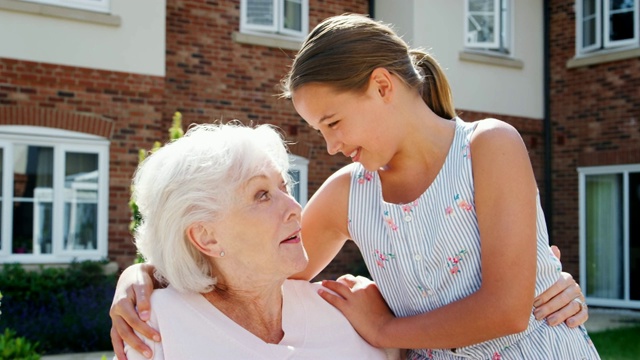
top-left (0, 261), bottom-right (116, 355)
top-left (0, 328), bottom-right (40, 360)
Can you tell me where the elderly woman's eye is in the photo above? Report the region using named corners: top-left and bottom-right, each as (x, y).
top-left (257, 191), bottom-right (270, 201)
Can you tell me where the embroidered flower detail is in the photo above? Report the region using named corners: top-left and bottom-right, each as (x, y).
top-left (445, 206), bottom-right (454, 216)
top-left (417, 285), bottom-right (429, 298)
top-left (383, 210), bottom-right (398, 230)
top-left (356, 171), bottom-right (373, 184)
top-left (548, 247), bottom-right (562, 272)
top-left (492, 352), bottom-right (501, 360)
top-left (447, 249), bottom-right (468, 274)
top-left (374, 249), bottom-right (396, 268)
top-left (401, 200), bottom-right (419, 214)
top-left (454, 193), bottom-right (473, 211)
top-left (462, 143), bottom-right (471, 159)
top-left (579, 326), bottom-right (594, 346)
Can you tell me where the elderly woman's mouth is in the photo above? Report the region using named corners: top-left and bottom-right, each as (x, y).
top-left (281, 231), bottom-right (302, 244)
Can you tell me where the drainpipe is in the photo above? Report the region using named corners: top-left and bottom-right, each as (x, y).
top-left (368, 0), bottom-right (375, 18)
top-left (543, 0), bottom-right (553, 243)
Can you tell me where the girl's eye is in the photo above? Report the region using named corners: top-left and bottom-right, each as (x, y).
top-left (327, 120), bottom-right (339, 128)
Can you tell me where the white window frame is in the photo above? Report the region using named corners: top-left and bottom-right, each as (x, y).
top-left (464, 0), bottom-right (512, 54)
top-left (21, 0), bottom-right (110, 13)
top-left (576, 0), bottom-right (640, 55)
top-left (578, 163), bottom-right (640, 309)
top-left (288, 155), bottom-right (308, 207)
top-left (240, 0), bottom-right (309, 40)
top-left (0, 126), bottom-right (109, 264)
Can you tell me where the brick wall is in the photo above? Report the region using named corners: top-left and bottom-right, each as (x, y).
top-left (0, 59), bottom-right (166, 267)
top-left (549, 0), bottom-right (640, 277)
top-left (0, 1), bottom-right (370, 275)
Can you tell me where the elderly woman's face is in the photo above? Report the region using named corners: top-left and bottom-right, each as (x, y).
top-left (212, 163), bottom-right (308, 280)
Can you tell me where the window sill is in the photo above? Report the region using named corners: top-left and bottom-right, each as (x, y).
top-left (0, 0), bottom-right (120, 26)
top-left (458, 50), bottom-right (524, 69)
top-left (567, 47), bottom-right (640, 68)
top-left (232, 31), bottom-right (302, 51)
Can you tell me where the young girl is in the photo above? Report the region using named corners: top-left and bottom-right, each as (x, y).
top-left (280, 13), bottom-right (599, 359)
top-left (110, 14), bottom-right (594, 360)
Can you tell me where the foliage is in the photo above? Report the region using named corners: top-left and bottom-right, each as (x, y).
top-left (590, 325), bottom-right (640, 360)
top-left (0, 329), bottom-right (40, 360)
top-left (130, 112), bottom-right (185, 263)
top-left (0, 261), bottom-right (116, 355)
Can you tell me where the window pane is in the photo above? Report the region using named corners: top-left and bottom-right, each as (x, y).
top-left (283, 0), bottom-right (302, 31)
top-left (247, 0), bottom-right (274, 26)
top-left (468, 15), bottom-right (496, 43)
top-left (469, 0), bottom-right (494, 12)
top-left (64, 152), bottom-right (98, 251)
top-left (609, 0), bottom-right (635, 42)
top-left (13, 145), bottom-right (54, 254)
top-left (629, 172), bottom-right (640, 301)
top-left (585, 174), bottom-right (624, 299)
top-left (582, 0), bottom-right (598, 47)
top-left (288, 169), bottom-right (300, 204)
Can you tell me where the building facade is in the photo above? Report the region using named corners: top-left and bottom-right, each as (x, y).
top-left (0, 0), bottom-right (366, 278)
top-left (2, 0), bottom-right (638, 309)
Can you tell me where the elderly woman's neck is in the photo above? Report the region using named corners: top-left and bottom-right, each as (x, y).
top-left (203, 280), bottom-right (285, 344)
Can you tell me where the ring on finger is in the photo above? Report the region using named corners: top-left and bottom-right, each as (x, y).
top-left (573, 297), bottom-right (586, 312)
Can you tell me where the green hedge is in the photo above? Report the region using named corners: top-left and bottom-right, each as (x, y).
top-left (0, 261), bottom-right (116, 355)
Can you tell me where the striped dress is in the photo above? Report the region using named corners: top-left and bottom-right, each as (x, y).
top-left (348, 117), bottom-right (600, 359)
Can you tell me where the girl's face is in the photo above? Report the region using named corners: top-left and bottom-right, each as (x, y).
top-left (292, 82), bottom-right (393, 171)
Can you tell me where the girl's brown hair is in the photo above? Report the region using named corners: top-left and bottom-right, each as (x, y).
top-left (281, 13), bottom-right (456, 119)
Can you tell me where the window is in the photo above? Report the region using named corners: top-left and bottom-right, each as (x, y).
top-left (579, 164), bottom-right (640, 309)
top-left (288, 155), bottom-right (308, 207)
top-left (21, 0), bottom-right (110, 13)
top-left (0, 126), bottom-right (109, 263)
top-left (240, 0), bottom-right (309, 39)
top-left (464, 0), bottom-right (512, 54)
top-left (577, 0), bottom-right (639, 55)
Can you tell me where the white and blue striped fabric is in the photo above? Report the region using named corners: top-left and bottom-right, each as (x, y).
top-left (348, 117), bottom-right (600, 359)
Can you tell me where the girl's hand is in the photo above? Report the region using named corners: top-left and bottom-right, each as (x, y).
top-left (533, 246), bottom-right (588, 328)
top-left (110, 263), bottom-right (160, 360)
top-left (318, 274), bottom-right (394, 347)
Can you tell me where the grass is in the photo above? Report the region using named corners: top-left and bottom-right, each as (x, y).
top-left (589, 325), bottom-right (640, 360)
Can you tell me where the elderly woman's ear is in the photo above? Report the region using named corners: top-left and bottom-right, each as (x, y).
top-left (186, 223), bottom-right (224, 258)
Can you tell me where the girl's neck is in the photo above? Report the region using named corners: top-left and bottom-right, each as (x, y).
top-left (203, 281), bottom-right (285, 344)
top-left (379, 113), bottom-right (456, 204)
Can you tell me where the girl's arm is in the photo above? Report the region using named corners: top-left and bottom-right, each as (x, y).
top-left (319, 119), bottom-right (550, 349)
top-left (290, 164), bottom-right (353, 281)
top-left (110, 263), bottom-right (160, 360)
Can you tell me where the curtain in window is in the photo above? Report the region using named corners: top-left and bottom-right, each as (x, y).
top-left (586, 174), bottom-right (623, 299)
top-left (247, 0), bottom-right (274, 27)
top-left (64, 152), bottom-right (98, 251)
top-left (13, 145), bottom-right (54, 254)
top-left (283, 0), bottom-right (302, 31)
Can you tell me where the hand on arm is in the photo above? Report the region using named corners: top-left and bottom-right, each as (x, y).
top-left (319, 121), bottom-right (541, 349)
top-left (534, 246), bottom-right (589, 327)
top-left (110, 263), bottom-right (160, 360)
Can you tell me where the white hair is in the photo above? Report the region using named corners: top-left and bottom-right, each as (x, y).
top-left (132, 122), bottom-right (291, 293)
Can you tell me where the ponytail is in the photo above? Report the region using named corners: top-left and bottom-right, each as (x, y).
top-left (411, 50), bottom-right (456, 120)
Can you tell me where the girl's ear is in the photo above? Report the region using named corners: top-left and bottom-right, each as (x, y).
top-left (186, 222), bottom-right (223, 257)
top-left (370, 67), bottom-right (394, 101)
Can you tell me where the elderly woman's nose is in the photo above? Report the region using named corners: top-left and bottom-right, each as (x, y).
top-left (285, 193), bottom-right (302, 220)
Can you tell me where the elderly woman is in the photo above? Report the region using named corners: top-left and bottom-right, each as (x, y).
top-left (122, 122), bottom-right (389, 359)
